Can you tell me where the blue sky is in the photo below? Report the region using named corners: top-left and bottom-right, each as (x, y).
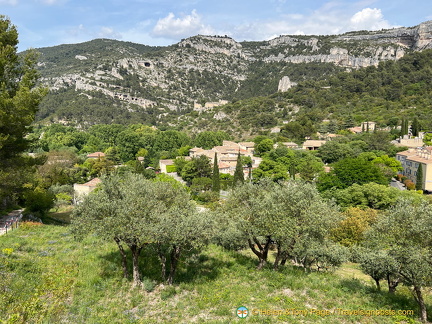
top-left (2, 0), bottom-right (431, 52)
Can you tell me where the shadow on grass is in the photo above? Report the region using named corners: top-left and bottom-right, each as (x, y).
top-left (337, 278), bottom-right (430, 321)
top-left (41, 209), bottom-right (73, 225)
top-left (229, 249), bottom-right (264, 270)
top-left (99, 245), bottom-right (241, 286)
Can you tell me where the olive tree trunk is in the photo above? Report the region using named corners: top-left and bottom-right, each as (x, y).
top-left (130, 244), bottom-right (143, 287)
top-left (413, 285), bottom-right (427, 323)
top-left (248, 236), bottom-right (271, 270)
top-left (167, 245), bottom-right (181, 285)
top-left (114, 237), bottom-right (129, 279)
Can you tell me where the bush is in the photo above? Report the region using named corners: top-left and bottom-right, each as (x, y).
top-left (55, 193), bottom-right (72, 204)
top-left (166, 165), bottom-right (177, 173)
top-left (49, 184), bottom-right (74, 196)
top-left (19, 221), bottom-right (43, 230)
top-left (141, 277), bottom-right (156, 292)
top-left (23, 188), bottom-right (55, 215)
top-left (403, 179), bottom-right (415, 190)
top-left (160, 285), bottom-right (177, 300)
top-left (195, 191), bottom-right (219, 203)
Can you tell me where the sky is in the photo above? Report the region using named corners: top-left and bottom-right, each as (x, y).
top-left (2, 0), bottom-right (432, 52)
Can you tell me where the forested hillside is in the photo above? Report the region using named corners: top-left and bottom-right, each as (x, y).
top-left (169, 49), bottom-right (432, 138)
top-left (30, 20), bottom-right (432, 131)
top-left (34, 46), bottom-right (432, 139)
top-left (286, 49), bottom-right (432, 130)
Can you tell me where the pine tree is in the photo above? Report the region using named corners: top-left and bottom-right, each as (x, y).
top-left (233, 151), bottom-right (244, 187)
top-left (416, 163), bottom-right (423, 191)
top-left (212, 152), bottom-right (220, 194)
top-left (0, 16), bottom-right (46, 208)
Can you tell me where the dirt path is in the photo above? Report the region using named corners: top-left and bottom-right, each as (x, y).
top-left (0, 209), bottom-right (23, 236)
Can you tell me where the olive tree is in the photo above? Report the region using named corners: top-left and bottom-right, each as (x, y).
top-left (221, 179), bottom-right (344, 270)
top-left (72, 173), bottom-right (211, 286)
top-left (365, 198), bottom-right (432, 322)
top-left (357, 248), bottom-right (400, 293)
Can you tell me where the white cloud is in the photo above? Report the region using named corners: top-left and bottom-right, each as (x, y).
top-left (38, 0), bottom-right (67, 4)
top-left (63, 24), bottom-right (123, 44)
top-left (152, 9), bottom-right (214, 39)
top-left (97, 26), bottom-right (122, 39)
top-left (222, 3), bottom-right (398, 42)
top-left (349, 8), bottom-right (393, 30)
top-left (0, 0), bottom-right (18, 5)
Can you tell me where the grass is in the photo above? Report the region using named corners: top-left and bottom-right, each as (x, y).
top-left (43, 205), bottom-right (74, 224)
top-left (0, 223), bottom-right (427, 323)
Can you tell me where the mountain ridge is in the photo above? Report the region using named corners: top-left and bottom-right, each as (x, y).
top-left (33, 20), bottom-right (432, 129)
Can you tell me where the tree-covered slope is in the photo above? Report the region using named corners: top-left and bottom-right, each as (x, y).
top-left (29, 21), bottom-right (432, 127)
top-left (175, 49), bottom-right (432, 138)
top-left (285, 49), bottom-right (432, 129)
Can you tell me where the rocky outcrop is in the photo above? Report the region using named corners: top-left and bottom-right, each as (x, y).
top-left (264, 45), bottom-right (406, 68)
top-left (278, 76), bottom-right (297, 92)
top-left (335, 20), bottom-right (432, 50)
top-left (415, 21), bottom-right (432, 49)
top-left (178, 35), bottom-right (245, 57)
top-left (36, 20), bottom-right (432, 119)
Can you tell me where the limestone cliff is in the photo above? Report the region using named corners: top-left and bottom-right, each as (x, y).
top-left (34, 20), bottom-right (432, 122)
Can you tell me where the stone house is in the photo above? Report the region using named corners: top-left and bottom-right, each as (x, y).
top-left (73, 178), bottom-right (101, 204)
top-left (396, 147), bottom-right (432, 191)
top-left (280, 142), bottom-right (299, 149)
top-left (189, 140), bottom-right (261, 176)
top-left (159, 159), bottom-right (175, 173)
top-left (302, 140), bottom-right (326, 150)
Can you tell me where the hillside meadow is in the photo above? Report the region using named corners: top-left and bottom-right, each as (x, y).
top-left (0, 216), bottom-right (427, 324)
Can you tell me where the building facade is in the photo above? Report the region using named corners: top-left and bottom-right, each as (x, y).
top-left (396, 147), bottom-right (432, 191)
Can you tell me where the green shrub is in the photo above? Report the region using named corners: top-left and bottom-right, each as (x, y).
top-left (166, 165), bottom-right (177, 173)
top-left (160, 286), bottom-right (176, 300)
top-left (24, 188), bottom-right (55, 214)
top-left (142, 277), bottom-right (156, 292)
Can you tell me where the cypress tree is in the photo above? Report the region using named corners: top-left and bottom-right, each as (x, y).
top-left (212, 152), bottom-right (220, 193)
top-left (400, 118), bottom-right (408, 136)
top-left (412, 117), bottom-right (420, 137)
top-left (233, 151), bottom-right (244, 187)
top-left (416, 163), bottom-right (423, 191)
top-left (290, 164), bottom-right (296, 180)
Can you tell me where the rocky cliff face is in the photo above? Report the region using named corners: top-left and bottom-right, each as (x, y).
top-left (35, 20), bottom-right (432, 122)
top-left (335, 20), bottom-right (432, 50)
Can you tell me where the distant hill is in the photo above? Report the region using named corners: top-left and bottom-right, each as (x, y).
top-left (31, 21), bottom-right (432, 134)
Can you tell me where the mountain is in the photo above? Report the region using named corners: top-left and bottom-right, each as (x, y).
top-left (33, 20), bottom-right (432, 132)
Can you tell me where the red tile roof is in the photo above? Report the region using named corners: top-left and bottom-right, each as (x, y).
top-left (87, 152), bottom-right (105, 158)
top-left (82, 178), bottom-right (102, 187)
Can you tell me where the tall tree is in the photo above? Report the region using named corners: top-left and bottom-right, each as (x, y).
top-left (416, 163), bottom-right (423, 191)
top-left (232, 151), bottom-right (244, 187)
top-left (72, 173), bottom-right (211, 286)
top-left (0, 16), bottom-right (47, 208)
top-left (411, 117), bottom-right (420, 137)
top-left (212, 152), bottom-right (220, 194)
top-left (365, 199), bottom-right (432, 322)
top-left (400, 118), bottom-right (408, 137)
top-left (180, 155), bottom-right (212, 185)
